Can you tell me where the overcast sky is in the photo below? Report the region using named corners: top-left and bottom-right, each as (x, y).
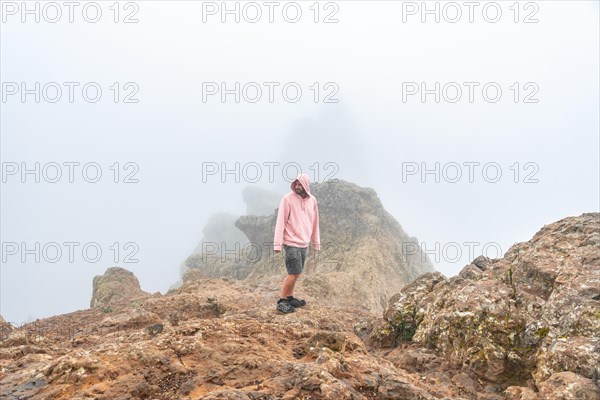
top-left (1, 1), bottom-right (599, 324)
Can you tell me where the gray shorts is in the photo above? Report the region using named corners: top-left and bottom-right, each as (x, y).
top-left (283, 244), bottom-right (307, 275)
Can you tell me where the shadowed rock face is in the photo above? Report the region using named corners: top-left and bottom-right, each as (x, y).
top-left (188, 179), bottom-right (434, 314)
top-left (90, 267), bottom-right (149, 308)
top-left (378, 213), bottom-right (600, 398)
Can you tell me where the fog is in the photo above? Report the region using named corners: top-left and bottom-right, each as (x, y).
top-left (1, 1), bottom-right (598, 324)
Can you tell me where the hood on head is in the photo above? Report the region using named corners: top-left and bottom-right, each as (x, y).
top-left (290, 173), bottom-right (311, 197)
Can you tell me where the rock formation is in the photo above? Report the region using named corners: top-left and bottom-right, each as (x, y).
top-left (376, 212), bottom-right (600, 399)
top-left (2, 213), bottom-right (596, 400)
top-left (186, 179), bottom-right (435, 313)
top-left (90, 267), bottom-right (149, 308)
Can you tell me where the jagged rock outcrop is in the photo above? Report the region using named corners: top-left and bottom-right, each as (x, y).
top-left (378, 213), bottom-right (600, 399)
top-left (238, 180), bottom-right (432, 280)
top-left (186, 179), bottom-right (434, 313)
top-left (90, 267), bottom-right (149, 308)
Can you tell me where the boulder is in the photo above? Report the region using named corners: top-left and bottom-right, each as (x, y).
top-left (90, 267), bottom-right (149, 308)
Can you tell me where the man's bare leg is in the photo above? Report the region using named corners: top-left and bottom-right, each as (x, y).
top-left (280, 274), bottom-right (300, 299)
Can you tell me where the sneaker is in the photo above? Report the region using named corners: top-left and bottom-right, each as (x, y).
top-left (276, 299), bottom-right (295, 313)
top-left (287, 296), bottom-right (306, 307)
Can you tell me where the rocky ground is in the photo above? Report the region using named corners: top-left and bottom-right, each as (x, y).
top-left (1, 213), bottom-right (598, 399)
top-left (2, 278), bottom-right (441, 400)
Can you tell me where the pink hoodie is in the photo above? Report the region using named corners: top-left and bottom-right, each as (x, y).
top-left (273, 173), bottom-right (320, 251)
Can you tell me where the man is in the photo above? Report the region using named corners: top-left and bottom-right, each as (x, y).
top-left (273, 173), bottom-right (320, 313)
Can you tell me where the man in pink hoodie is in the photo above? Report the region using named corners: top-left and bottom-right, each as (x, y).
top-left (273, 173), bottom-right (320, 313)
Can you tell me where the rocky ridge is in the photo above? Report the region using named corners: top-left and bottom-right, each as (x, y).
top-left (185, 179), bottom-right (435, 313)
top-left (0, 213), bottom-right (597, 399)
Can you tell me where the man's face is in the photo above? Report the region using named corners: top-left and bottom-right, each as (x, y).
top-left (293, 180), bottom-right (306, 196)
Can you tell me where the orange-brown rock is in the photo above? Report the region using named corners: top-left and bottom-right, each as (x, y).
top-left (1, 278), bottom-right (446, 399)
top-left (1, 213), bottom-right (597, 400)
top-left (380, 213), bottom-right (600, 399)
